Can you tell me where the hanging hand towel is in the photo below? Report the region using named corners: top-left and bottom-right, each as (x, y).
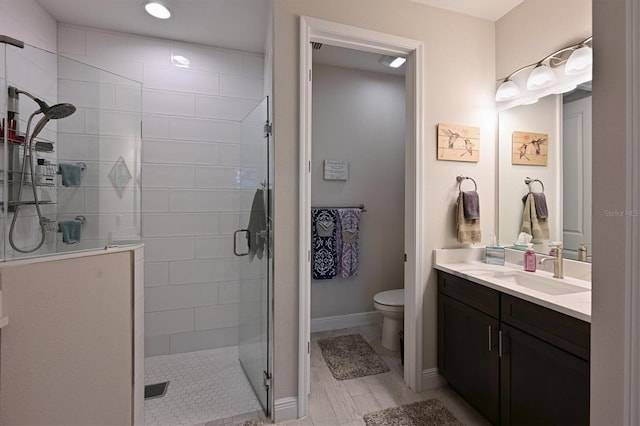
top-left (338, 208), bottom-right (361, 278)
top-left (456, 192), bottom-right (481, 244)
top-left (521, 193), bottom-right (550, 242)
top-left (312, 209), bottom-right (338, 280)
top-left (462, 191), bottom-right (480, 219)
top-left (248, 188), bottom-right (266, 261)
top-left (58, 163), bottom-right (82, 187)
top-left (521, 192), bottom-right (549, 219)
top-left (58, 220), bottom-right (81, 244)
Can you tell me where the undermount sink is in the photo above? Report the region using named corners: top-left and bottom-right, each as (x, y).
top-left (490, 271), bottom-right (589, 296)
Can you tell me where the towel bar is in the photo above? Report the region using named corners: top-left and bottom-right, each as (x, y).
top-left (525, 177), bottom-right (544, 193)
top-left (456, 175), bottom-right (477, 192)
top-left (56, 162), bottom-right (86, 173)
top-left (55, 215), bottom-right (87, 233)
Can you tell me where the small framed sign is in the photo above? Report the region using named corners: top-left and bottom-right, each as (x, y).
top-left (323, 160), bottom-right (349, 181)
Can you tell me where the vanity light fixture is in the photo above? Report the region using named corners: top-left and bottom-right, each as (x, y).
top-left (526, 63), bottom-right (556, 90)
top-left (144, 1), bottom-right (171, 19)
top-left (565, 44), bottom-right (593, 75)
top-left (496, 36), bottom-right (592, 105)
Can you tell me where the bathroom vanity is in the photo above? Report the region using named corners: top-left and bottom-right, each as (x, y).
top-left (434, 249), bottom-right (590, 425)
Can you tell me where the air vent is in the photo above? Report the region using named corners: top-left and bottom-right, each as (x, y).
top-left (145, 381), bottom-right (169, 400)
top-left (311, 42), bottom-right (323, 50)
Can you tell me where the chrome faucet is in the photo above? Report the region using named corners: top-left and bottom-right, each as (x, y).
top-left (540, 242), bottom-right (564, 278)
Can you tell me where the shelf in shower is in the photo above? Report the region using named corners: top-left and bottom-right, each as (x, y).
top-left (0, 200), bottom-right (55, 208)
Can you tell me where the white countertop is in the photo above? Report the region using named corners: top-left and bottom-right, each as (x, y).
top-left (433, 249), bottom-right (591, 323)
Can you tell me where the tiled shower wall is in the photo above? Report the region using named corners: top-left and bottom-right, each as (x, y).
top-left (57, 24), bottom-right (265, 356)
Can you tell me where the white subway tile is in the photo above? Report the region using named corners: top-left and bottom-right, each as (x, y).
top-left (169, 117), bottom-right (240, 143)
top-left (58, 134), bottom-right (137, 163)
top-left (219, 75), bottom-right (263, 100)
top-left (57, 108), bottom-right (86, 134)
top-left (58, 25), bottom-right (86, 56)
top-left (195, 236), bottom-right (234, 259)
top-left (145, 308), bottom-right (194, 336)
top-left (144, 64), bottom-right (219, 95)
top-left (84, 188), bottom-right (137, 213)
top-left (142, 189), bottom-right (169, 212)
top-left (142, 89), bottom-right (195, 117)
top-left (145, 335), bottom-right (171, 357)
top-left (86, 30), bottom-right (171, 67)
top-left (143, 213), bottom-right (219, 237)
top-left (169, 259), bottom-right (237, 285)
top-left (168, 190), bottom-right (240, 212)
top-left (144, 262), bottom-right (169, 287)
top-left (195, 166), bottom-right (243, 189)
top-left (143, 140), bottom-right (219, 165)
top-left (242, 54), bottom-right (264, 78)
top-left (142, 164), bottom-right (195, 188)
top-left (85, 109), bottom-right (140, 137)
top-left (219, 280), bottom-right (262, 304)
top-left (218, 214), bottom-right (240, 235)
top-left (170, 42), bottom-right (244, 74)
top-left (169, 327), bottom-right (239, 354)
top-left (195, 96), bottom-right (257, 121)
top-left (56, 187), bottom-right (84, 214)
top-left (116, 86), bottom-right (142, 112)
top-left (143, 114), bottom-right (171, 139)
top-left (143, 237), bottom-right (194, 262)
top-left (58, 79), bottom-right (116, 110)
top-left (59, 53), bottom-right (144, 85)
top-left (195, 304), bottom-right (239, 331)
top-left (219, 144), bottom-right (240, 166)
top-left (145, 282), bottom-right (219, 311)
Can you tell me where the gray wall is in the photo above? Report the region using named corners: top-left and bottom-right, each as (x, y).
top-left (310, 63), bottom-right (405, 319)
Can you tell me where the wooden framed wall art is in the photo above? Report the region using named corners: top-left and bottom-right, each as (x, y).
top-left (512, 131), bottom-right (548, 166)
top-left (437, 123), bottom-right (480, 162)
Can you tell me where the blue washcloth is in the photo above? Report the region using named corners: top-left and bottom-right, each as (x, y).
top-left (58, 220), bottom-right (81, 244)
top-left (59, 163), bottom-right (82, 187)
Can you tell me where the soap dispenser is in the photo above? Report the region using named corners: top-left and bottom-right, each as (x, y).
top-left (524, 243), bottom-right (536, 272)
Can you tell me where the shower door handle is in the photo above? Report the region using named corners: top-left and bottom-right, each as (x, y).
top-left (233, 229), bottom-right (250, 256)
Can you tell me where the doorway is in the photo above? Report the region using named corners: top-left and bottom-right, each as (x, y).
top-left (298, 17), bottom-right (425, 417)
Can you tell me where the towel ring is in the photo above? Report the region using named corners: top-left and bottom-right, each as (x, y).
top-left (456, 175), bottom-right (477, 192)
top-left (525, 177), bottom-right (544, 193)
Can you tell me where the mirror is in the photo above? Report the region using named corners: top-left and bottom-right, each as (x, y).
top-left (498, 84), bottom-right (592, 261)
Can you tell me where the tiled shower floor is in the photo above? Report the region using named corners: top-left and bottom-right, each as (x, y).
top-left (144, 346), bottom-right (262, 425)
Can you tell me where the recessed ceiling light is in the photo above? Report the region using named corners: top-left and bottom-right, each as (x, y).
top-left (144, 2), bottom-right (171, 19)
top-left (389, 57), bottom-right (406, 68)
top-left (171, 55), bottom-right (190, 68)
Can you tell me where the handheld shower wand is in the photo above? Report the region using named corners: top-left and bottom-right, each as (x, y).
top-left (7, 86), bottom-right (76, 254)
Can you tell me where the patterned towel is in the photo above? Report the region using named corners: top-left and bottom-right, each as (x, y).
top-left (312, 209), bottom-right (338, 279)
top-left (338, 208), bottom-right (361, 277)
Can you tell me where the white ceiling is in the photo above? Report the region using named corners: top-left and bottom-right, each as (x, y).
top-left (36, 0), bottom-right (269, 53)
top-left (313, 45), bottom-right (405, 77)
top-left (410, 0), bottom-right (524, 21)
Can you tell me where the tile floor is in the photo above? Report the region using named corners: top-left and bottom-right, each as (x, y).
top-left (144, 346), bottom-right (262, 425)
top-left (280, 324), bottom-right (489, 426)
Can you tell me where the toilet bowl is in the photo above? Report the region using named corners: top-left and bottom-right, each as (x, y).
top-left (373, 289), bottom-right (405, 351)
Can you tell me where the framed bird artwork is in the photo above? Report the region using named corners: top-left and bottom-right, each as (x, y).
top-left (437, 123), bottom-right (480, 162)
top-left (512, 131), bottom-right (548, 165)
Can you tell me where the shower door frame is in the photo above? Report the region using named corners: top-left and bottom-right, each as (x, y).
top-left (297, 16), bottom-right (425, 418)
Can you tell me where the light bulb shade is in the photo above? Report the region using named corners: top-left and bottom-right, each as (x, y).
top-left (565, 45), bottom-right (592, 75)
top-left (527, 64), bottom-right (556, 90)
top-left (144, 2), bottom-right (171, 19)
top-left (495, 79), bottom-right (520, 101)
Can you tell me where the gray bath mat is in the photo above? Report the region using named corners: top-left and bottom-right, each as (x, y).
top-left (317, 333), bottom-right (389, 380)
top-left (363, 399), bottom-right (463, 426)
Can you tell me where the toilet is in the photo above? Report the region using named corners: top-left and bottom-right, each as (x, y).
top-left (373, 289), bottom-right (405, 351)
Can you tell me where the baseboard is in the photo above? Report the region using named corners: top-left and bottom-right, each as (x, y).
top-left (310, 311), bottom-right (382, 333)
top-left (273, 396), bottom-right (298, 423)
top-left (422, 367), bottom-right (446, 390)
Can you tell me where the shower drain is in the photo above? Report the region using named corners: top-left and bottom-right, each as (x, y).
top-left (144, 381), bottom-right (169, 400)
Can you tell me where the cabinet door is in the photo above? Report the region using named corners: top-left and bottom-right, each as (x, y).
top-left (439, 293), bottom-right (500, 424)
top-left (500, 324), bottom-right (589, 425)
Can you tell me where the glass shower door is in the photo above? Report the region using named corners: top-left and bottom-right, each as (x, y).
top-left (236, 97), bottom-right (271, 415)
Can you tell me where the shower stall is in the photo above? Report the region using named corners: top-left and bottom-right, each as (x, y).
top-left (1, 30), bottom-right (273, 424)
top-left (0, 38), bottom-right (142, 259)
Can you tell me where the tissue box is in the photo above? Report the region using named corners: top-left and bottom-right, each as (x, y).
top-left (485, 246), bottom-right (505, 265)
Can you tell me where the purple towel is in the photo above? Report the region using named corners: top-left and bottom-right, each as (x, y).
top-left (521, 193), bottom-right (549, 219)
top-left (338, 208), bottom-right (361, 278)
top-left (462, 191), bottom-right (480, 220)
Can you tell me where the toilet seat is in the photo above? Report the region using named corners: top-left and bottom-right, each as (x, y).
top-left (374, 289), bottom-right (404, 307)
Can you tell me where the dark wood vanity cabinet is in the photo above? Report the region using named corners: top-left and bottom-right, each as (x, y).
top-left (438, 272), bottom-right (590, 425)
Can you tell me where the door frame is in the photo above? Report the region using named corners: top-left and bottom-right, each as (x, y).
top-left (298, 16), bottom-right (425, 417)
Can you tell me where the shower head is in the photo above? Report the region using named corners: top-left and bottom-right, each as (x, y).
top-left (30, 103), bottom-right (76, 141)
